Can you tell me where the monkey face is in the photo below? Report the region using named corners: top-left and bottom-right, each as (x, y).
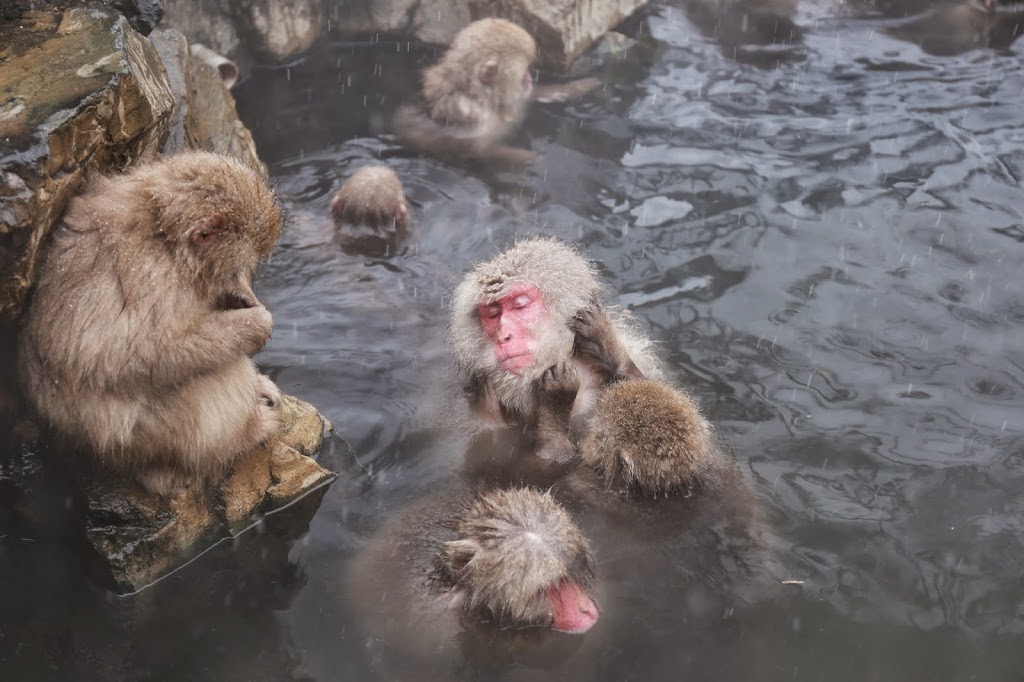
top-left (477, 284), bottom-right (546, 373)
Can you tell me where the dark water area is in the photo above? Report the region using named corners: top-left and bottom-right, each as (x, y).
top-left (4, 0), bottom-right (1024, 679)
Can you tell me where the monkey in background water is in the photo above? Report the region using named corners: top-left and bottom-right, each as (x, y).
top-left (330, 164), bottom-right (410, 256)
top-left (394, 18), bottom-right (600, 168)
top-left (18, 152), bottom-right (284, 497)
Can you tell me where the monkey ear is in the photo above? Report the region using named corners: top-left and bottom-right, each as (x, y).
top-left (330, 193), bottom-right (345, 219)
top-left (477, 59), bottom-right (499, 85)
top-left (190, 213), bottom-right (226, 248)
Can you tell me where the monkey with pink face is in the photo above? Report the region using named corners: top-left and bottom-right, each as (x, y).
top-left (449, 239), bottom-right (768, 606)
top-left (449, 237), bottom-right (659, 464)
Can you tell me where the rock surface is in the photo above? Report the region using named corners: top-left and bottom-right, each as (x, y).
top-left (83, 395), bottom-right (334, 592)
top-left (0, 5), bottom-right (175, 323)
top-left (151, 28), bottom-right (264, 173)
top-left (0, 3), bottom-right (335, 593)
top-left (159, 0), bottom-right (647, 72)
top-left (469, 0), bottom-right (651, 70)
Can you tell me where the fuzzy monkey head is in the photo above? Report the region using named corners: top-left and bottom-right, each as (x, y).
top-left (135, 152), bottom-right (282, 307)
top-left (581, 379), bottom-right (714, 496)
top-left (330, 165), bottom-right (408, 229)
top-left (423, 18), bottom-right (537, 130)
top-left (442, 488), bottom-right (599, 634)
top-left (451, 237), bottom-right (601, 386)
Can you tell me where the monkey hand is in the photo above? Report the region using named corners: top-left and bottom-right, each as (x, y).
top-left (572, 306), bottom-right (643, 384)
top-left (532, 77), bottom-right (602, 104)
top-left (226, 305), bottom-right (274, 356)
top-left (537, 362), bottom-right (581, 417)
top-left (255, 374), bottom-right (283, 443)
top-left (487, 145), bottom-right (539, 167)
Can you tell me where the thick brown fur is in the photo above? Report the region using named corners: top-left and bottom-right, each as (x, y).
top-left (580, 379), bottom-right (714, 496)
top-left (330, 165), bottom-right (409, 254)
top-left (18, 151), bottom-right (284, 496)
top-left (394, 18), bottom-right (538, 167)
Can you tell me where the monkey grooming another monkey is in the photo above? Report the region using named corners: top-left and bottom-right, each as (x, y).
top-left (347, 485), bottom-right (599, 670)
top-left (18, 151), bottom-right (284, 497)
top-left (450, 237), bottom-right (656, 464)
top-left (330, 165), bottom-right (409, 255)
top-left (394, 18), bottom-right (600, 168)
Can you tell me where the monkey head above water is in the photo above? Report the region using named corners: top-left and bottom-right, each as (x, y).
top-left (450, 237), bottom-right (656, 462)
top-left (18, 151), bottom-right (284, 497)
top-left (580, 379), bottom-right (716, 496)
top-left (394, 18), bottom-right (600, 168)
top-left (330, 164), bottom-right (409, 255)
top-left (347, 485), bottom-right (600, 669)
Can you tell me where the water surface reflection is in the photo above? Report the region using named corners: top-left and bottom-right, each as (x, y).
top-left (3, 1), bottom-right (1024, 679)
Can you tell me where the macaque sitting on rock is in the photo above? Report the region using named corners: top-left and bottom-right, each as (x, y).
top-left (394, 18), bottom-right (601, 168)
top-left (347, 486), bottom-right (600, 669)
top-left (330, 164), bottom-right (409, 255)
top-left (18, 152), bottom-right (284, 497)
top-left (450, 237), bottom-right (658, 464)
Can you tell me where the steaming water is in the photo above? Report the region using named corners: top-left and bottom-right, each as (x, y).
top-left (3, 1), bottom-right (1024, 679)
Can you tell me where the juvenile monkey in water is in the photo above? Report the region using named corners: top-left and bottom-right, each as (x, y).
top-left (347, 485), bottom-right (600, 667)
top-left (18, 152), bottom-right (284, 497)
top-left (579, 378), bottom-right (717, 496)
top-left (330, 164), bottom-right (409, 255)
top-left (394, 18), bottom-right (600, 167)
top-left (449, 237), bottom-right (656, 463)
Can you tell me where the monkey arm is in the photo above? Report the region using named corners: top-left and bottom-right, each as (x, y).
top-left (533, 362), bottom-right (580, 463)
top-left (531, 77), bottom-right (601, 104)
top-left (113, 306), bottom-right (272, 389)
top-left (572, 305), bottom-right (644, 385)
top-left (394, 104), bottom-right (536, 168)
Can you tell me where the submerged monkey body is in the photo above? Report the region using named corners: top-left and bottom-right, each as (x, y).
top-left (19, 152), bottom-right (283, 493)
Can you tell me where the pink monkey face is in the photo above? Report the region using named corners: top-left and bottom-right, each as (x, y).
top-left (477, 284), bottom-right (546, 374)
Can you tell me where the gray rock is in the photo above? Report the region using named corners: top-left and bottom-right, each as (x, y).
top-left (161, 0), bottom-right (327, 68)
top-left (325, 0), bottom-right (649, 70)
top-left (4, 395), bottom-right (334, 593)
top-left (468, 0), bottom-right (652, 70)
top-left (151, 28), bottom-right (264, 173)
top-left (328, 0), bottom-right (473, 45)
top-left (84, 395), bottom-right (334, 592)
top-left (0, 6), bottom-right (175, 322)
top-left (238, 0), bottom-right (328, 62)
top-left (160, 0), bottom-right (244, 70)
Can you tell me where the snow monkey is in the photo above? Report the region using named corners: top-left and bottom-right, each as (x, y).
top-left (330, 164), bottom-right (409, 255)
top-left (18, 152), bottom-right (284, 497)
top-left (449, 237), bottom-right (657, 463)
top-left (580, 379), bottom-right (715, 495)
top-left (348, 485), bottom-right (600, 655)
top-left (394, 18), bottom-right (601, 168)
